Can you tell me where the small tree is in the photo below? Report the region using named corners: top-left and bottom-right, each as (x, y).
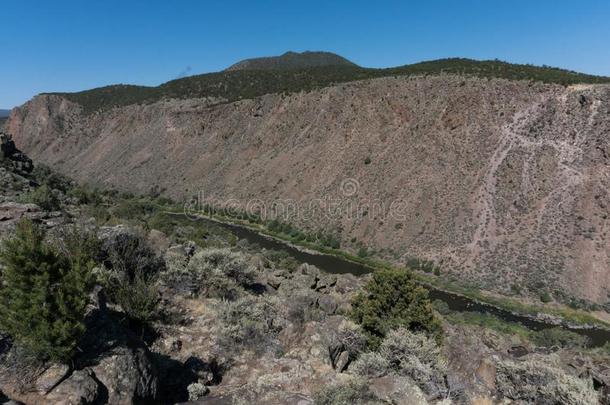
top-left (0, 219), bottom-right (94, 362)
top-left (350, 268), bottom-right (441, 348)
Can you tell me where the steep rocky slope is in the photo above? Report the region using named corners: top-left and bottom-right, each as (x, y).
top-left (7, 75), bottom-right (610, 304)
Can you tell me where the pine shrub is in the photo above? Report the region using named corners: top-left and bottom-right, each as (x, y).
top-left (0, 219), bottom-right (94, 361)
top-left (350, 268), bottom-right (441, 348)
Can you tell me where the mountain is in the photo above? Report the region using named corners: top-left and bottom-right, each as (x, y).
top-left (42, 58), bottom-right (610, 113)
top-left (8, 66), bottom-right (610, 306)
top-left (224, 50), bottom-right (358, 71)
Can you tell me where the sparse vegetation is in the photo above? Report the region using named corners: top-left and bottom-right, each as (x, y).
top-left (100, 232), bottom-right (163, 322)
top-left (313, 377), bottom-right (380, 405)
top-left (533, 327), bottom-right (590, 349)
top-left (495, 355), bottom-right (598, 404)
top-left (216, 295), bottom-right (281, 352)
top-left (351, 328), bottom-right (447, 397)
top-left (163, 248), bottom-right (256, 299)
top-left (323, 320), bottom-right (368, 363)
top-left (19, 183), bottom-right (61, 211)
top-left (50, 58), bottom-right (610, 113)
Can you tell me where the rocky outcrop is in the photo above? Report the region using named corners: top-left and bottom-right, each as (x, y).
top-left (0, 291), bottom-right (159, 405)
top-left (6, 76), bottom-right (610, 303)
top-left (0, 132), bottom-right (34, 207)
top-left (0, 133), bottom-right (32, 176)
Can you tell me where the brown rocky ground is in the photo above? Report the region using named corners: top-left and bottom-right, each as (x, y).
top-left (6, 75), bottom-right (610, 305)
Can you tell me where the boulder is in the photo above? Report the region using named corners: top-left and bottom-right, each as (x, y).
top-left (297, 263), bottom-right (320, 279)
top-left (266, 275), bottom-right (283, 290)
top-left (508, 345), bottom-right (528, 358)
top-left (35, 363), bottom-right (70, 394)
top-left (0, 202), bottom-right (41, 222)
top-left (317, 295), bottom-right (338, 315)
top-left (91, 347), bottom-right (157, 405)
top-left (74, 304), bottom-right (159, 404)
top-left (148, 229), bottom-right (171, 252)
top-left (290, 273), bottom-right (317, 290)
top-left (315, 274), bottom-right (337, 291)
top-left (46, 369), bottom-right (100, 405)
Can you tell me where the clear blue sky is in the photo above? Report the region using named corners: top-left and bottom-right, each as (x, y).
top-left (2, 0), bottom-right (610, 109)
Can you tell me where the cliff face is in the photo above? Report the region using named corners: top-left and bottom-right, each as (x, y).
top-left (7, 75), bottom-right (610, 303)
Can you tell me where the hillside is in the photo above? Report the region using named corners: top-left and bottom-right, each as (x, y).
top-left (8, 74), bottom-right (610, 307)
top-left (45, 58), bottom-right (610, 113)
top-left (1, 132), bottom-right (607, 404)
top-left (225, 50), bottom-right (357, 71)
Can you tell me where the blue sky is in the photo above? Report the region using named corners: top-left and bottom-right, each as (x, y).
top-left (2, 0), bottom-right (610, 108)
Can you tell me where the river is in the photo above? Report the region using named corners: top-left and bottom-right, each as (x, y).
top-left (185, 214), bottom-right (610, 347)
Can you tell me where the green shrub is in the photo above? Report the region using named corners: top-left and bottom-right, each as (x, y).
top-left (68, 184), bottom-right (104, 205)
top-left (350, 352), bottom-right (390, 378)
top-left (82, 203), bottom-right (112, 224)
top-left (431, 299), bottom-right (451, 315)
top-left (101, 232), bottom-right (163, 322)
top-left (216, 295), bottom-right (281, 351)
top-left (351, 328), bottom-right (447, 396)
top-left (20, 184), bottom-right (61, 211)
top-left (495, 355), bottom-right (597, 404)
top-left (111, 198), bottom-right (158, 221)
top-left (357, 247), bottom-right (368, 258)
top-left (193, 248), bottom-right (254, 292)
top-left (113, 270), bottom-right (159, 323)
top-left (540, 291), bottom-right (553, 303)
top-left (350, 268), bottom-right (441, 348)
top-left (102, 232), bottom-right (164, 281)
top-left (162, 248), bottom-right (256, 299)
top-left (262, 249), bottom-right (299, 272)
top-left (313, 377), bottom-right (380, 405)
top-left (532, 328), bottom-right (589, 349)
top-left (32, 165), bottom-right (72, 193)
top-left (0, 219), bottom-right (94, 361)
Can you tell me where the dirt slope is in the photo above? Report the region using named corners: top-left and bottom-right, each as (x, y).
top-left (7, 75), bottom-right (610, 303)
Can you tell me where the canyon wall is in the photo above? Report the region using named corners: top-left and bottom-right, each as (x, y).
top-left (7, 75), bottom-right (610, 303)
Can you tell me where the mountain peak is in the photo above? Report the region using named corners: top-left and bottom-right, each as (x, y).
top-left (225, 51), bottom-right (358, 71)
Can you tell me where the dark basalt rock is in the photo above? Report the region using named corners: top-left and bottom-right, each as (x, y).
top-left (0, 133), bottom-right (33, 175)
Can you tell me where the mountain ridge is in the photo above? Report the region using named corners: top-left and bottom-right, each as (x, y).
top-left (42, 57), bottom-right (610, 113)
top-left (225, 50), bottom-right (358, 71)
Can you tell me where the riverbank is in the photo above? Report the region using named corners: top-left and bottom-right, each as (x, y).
top-left (168, 210), bottom-right (610, 337)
